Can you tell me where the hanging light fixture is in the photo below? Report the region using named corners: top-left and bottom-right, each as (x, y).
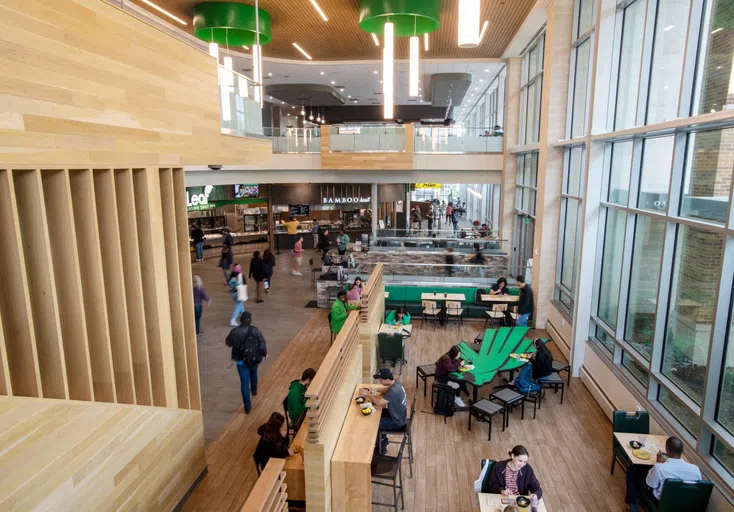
top-left (458, 0), bottom-right (480, 48)
top-left (409, 25), bottom-right (419, 96)
top-left (309, 99), bottom-right (314, 121)
top-left (254, 0), bottom-right (263, 107)
top-left (383, 21), bottom-right (394, 119)
top-left (208, 42), bottom-right (219, 60)
top-left (317, 106), bottom-right (322, 123)
top-left (300, 103), bottom-right (306, 116)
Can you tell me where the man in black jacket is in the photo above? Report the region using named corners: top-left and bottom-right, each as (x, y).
top-left (190, 222), bottom-right (205, 262)
top-left (225, 311), bottom-right (267, 414)
top-left (515, 275), bottom-right (534, 327)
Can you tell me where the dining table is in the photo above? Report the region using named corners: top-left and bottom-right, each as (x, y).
top-left (421, 292), bottom-right (466, 326)
top-left (478, 492), bottom-right (548, 512)
top-left (614, 432), bottom-right (672, 466)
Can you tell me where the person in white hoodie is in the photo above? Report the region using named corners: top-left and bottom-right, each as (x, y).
top-left (228, 263), bottom-right (248, 326)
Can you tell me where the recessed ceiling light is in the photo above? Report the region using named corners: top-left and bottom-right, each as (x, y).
top-left (281, 101), bottom-right (285, 104)
top-left (269, 96), bottom-right (273, 100)
top-left (371, 33), bottom-right (380, 46)
top-left (348, 95), bottom-right (351, 98)
top-left (474, 87), bottom-right (478, 90)
top-left (373, 70), bottom-right (378, 74)
top-left (138, 0), bottom-right (187, 25)
top-left (340, 88), bottom-right (345, 92)
top-left (292, 42), bottom-right (313, 60)
top-left (717, 65), bottom-right (723, 69)
top-left (353, 100), bottom-right (358, 103)
top-left (331, 80), bottom-right (335, 84)
top-left (268, 72), bottom-right (273, 76)
top-left (243, 45), bottom-right (250, 50)
top-left (479, 79), bottom-right (484, 82)
top-left (663, 25), bottom-right (675, 32)
top-left (479, 20), bottom-right (489, 42)
top-left (308, 0), bottom-right (329, 21)
top-left (484, 68), bottom-right (490, 72)
top-left (320, 71), bottom-right (325, 75)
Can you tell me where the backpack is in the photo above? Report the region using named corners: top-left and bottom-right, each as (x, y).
top-left (515, 364), bottom-right (541, 394)
top-left (239, 327), bottom-right (264, 366)
top-left (433, 383), bottom-right (456, 419)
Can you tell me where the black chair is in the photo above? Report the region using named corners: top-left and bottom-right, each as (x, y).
top-left (379, 333), bottom-right (405, 374)
top-left (253, 454), bottom-right (262, 476)
top-left (515, 389), bottom-right (542, 420)
top-left (489, 388), bottom-right (525, 428)
top-left (552, 360), bottom-right (571, 387)
top-left (371, 435), bottom-right (409, 512)
top-left (327, 312), bottom-right (335, 345)
top-left (309, 258), bottom-right (321, 289)
top-left (611, 410), bottom-right (650, 475)
top-left (639, 478), bottom-right (713, 512)
top-left (416, 364), bottom-right (436, 397)
top-left (379, 395), bottom-right (417, 477)
top-left (468, 399), bottom-right (505, 441)
top-left (539, 372), bottom-right (565, 404)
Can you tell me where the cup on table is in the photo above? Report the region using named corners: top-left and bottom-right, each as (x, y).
top-left (638, 435), bottom-right (646, 446)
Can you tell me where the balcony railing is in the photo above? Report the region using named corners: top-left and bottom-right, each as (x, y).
top-left (329, 125), bottom-right (405, 152)
top-left (218, 65), bottom-right (265, 138)
top-left (265, 127), bottom-right (322, 153)
top-left (414, 127), bottom-right (503, 153)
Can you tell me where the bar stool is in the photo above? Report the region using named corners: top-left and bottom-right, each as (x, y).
top-left (539, 372), bottom-right (565, 403)
top-left (489, 388), bottom-right (525, 428)
top-left (468, 399), bottom-right (505, 441)
top-left (416, 364), bottom-right (436, 397)
top-left (552, 360), bottom-right (571, 386)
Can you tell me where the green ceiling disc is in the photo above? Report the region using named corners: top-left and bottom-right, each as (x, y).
top-left (193, 2), bottom-right (272, 46)
top-left (359, 0), bottom-right (440, 37)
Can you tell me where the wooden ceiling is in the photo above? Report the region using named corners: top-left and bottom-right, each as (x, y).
top-left (132, 0), bottom-right (536, 60)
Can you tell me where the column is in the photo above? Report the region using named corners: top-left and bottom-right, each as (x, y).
top-left (500, 58), bottom-right (522, 251)
top-left (371, 183), bottom-right (378, 240)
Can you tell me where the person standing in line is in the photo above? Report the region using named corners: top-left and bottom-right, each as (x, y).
top-left (445, 202), bottom-right (453, 229)
top-left (337, 230), bottom-right (350, 256)
top-left (292, 236), bottom-right (304, 276)
top-left (190, 222), bottom-right (205, 262)
top-left (318, 229), bottom-right (331, 260)
top-left (249, 251), bottom-right (267, 304)
top-left (283, 216), bottom-right (300, 252)
top-left (219, 227), bottom-right (234, 284)
top-left (225, 311), bottom-right (267, 414)
top-left (262, 248), bottom-right (275, 294)
top-left (330, 290), bottom-right (359, 335)
top-left (228, 264), bottom-right (247, 327)
top-left (451, 209), bottom-right (460, 236)
top-left (426, 203), bottom-right (434, 234)
top-left (192, 275), bottom-right (211, 336)
top-left (515, 275), bottom-right (534, 326)
top-left (411, 208), bottom-right (422, 234)
top-left (312, 218), bottom-right (320, 250)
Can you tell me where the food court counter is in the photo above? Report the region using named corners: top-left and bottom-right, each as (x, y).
top-left (189, 232), bottom-right (268, 262)
top-left (331, 384), bottom-right (383, 512)
top-left (274, 227), bottom-right (370, 253)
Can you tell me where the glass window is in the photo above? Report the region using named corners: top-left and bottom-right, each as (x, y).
top-left (615, 0), bottom-right (646, 130)
top-left (646, 0), bottom-right (691, 124)
top-left (577, 0), bottom-right (594, 37)
top-left (526, 83), bottom-right (538, 144)
top-left (695, 0), bottom-right (734, 115)
top-left (716, 289), bottom-right (734, 437)
top-left (713, 438), bottom-right (734, 478)
top-left (567, 146), bottom-right (584, 196)
top-left (571, 39), bottom-right (591, 138)
top-left (558, 287), bottom-right (574, 312)
top-left (560, 200), bottom-right (579, 290)
top-left (623, 352), bottom-right (649, 387)
top-left (638, 136), bottom-right (674, 212)
top-left (680, 128), bottom-right (734, 224)
top-left (598, 208), bottom-right (627, 328)
top-left (659, 387), bottom-right (700, 438)
top-left (663, 225), bottom-right (723, 405)
top-left (595, 325), bottom-right (614, 353)
top-left (608, 141), bottom-right (634, 205)
top-left (624, 215), bottom-right (666, 360)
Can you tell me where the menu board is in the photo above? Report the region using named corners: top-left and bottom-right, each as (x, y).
top-left (289, 204), bottom-right (310, 217)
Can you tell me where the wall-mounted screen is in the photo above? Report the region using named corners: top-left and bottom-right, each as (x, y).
top-left (235, 184), bottom-right (259, 198)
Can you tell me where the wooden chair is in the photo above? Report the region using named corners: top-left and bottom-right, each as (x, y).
top-left (508, 305), bottom-right (520, 324)
top-left (371, 435), bottom-right (409, 512)
top-left (611, 410), bottom-right (650, 475)
top-left (639, 478), bottom-right (713, 512)
top-left (421, 300), bottom-right (440, 330)
top-left (445, 301), bottom-right (464, 330)
top-left (484, 303), bottom-right (507, 328)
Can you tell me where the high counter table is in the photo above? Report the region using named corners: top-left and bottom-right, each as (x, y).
top-left (283, 419), bottom-right (309, 502)
top-left (331, 384), bottom-right (383, 511)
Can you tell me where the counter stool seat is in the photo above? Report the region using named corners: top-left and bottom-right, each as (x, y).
top-left (416, 364), bottom-right (436, 397)
top-left (539, 372), bottom-right (565, 403)
top-left (468, 399), bottom-right (505, 441)
top-left (490, 388), bottom-right (525, 427)
top-left (552, 360), bottom-right (571, 386)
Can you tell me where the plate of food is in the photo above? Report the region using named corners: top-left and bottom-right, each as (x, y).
top-left (515, 496), bottom-right (531, 507)
top-left (355, 396), bottom-right (366, 404)
top-left (459, 364), bottom-right (475, 372)
top-left (629, 440), bottom-right (642, 449)
top-left (510, 353), bottom-right (530, 361)
top-left (632, 448), bottom-right (651, 460)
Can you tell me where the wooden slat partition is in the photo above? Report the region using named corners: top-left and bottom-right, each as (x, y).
top-left (0, 313), bottom-right (9, 396)
top-left (115, 168), bottom-right (153, 406)
top-left (303, 311), bottom-right (362, 511)
top-left (0, 170), bottom-right (41, 397)
top-left (69, 169), bottom-right (116, 403)
top-left (132, 168), bottom-right (178, 408)
top-left (241, 458), bottom-right (288, 512)
top-left (359, 263), bottom-right (386, 381)
top-left (93, 169), bottom-right (136, 404)
top-left (13, 169), bottom-right (68, 400)
top-left (172, 168), bottom-right (202, 410)
top-left (159, 168), bottom-right (190, 409)
top-left (42, 169), bottom-right (94, 402)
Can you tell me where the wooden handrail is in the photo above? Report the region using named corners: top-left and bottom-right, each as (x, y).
top-left (241, 458), bottom-right (287, 512)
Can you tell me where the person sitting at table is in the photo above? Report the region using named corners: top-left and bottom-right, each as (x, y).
top-left (435, 345), bottom-right (468, 397)
top-left (487, 445), bottom-right (543, 500)
top-left (489, 277), bottom-right (509, 295)
top-left (345, 276), bottom-right (363, 302)
top-left (512, 338), bottom-right (553, 390)
top-left (253, 412), bottom-right (294, 471)
top-left (385, 306), bottom-right (411, 326)
top-left (286, 368), bottom-right (316, 425)
top-left (363, 368), bottom-right (407, 454)
top-left (625, 436), bottom-right (701, 512)
top-left (331, 290), bottom-right (359, 335)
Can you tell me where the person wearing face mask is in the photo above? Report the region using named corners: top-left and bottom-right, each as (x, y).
top-left (487, 445), bottom-right (543, 500)
top-left (253, 412), bottom-right (293, 471)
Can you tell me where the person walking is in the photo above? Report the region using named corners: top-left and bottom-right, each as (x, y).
top-left (318, 229), bottom-right (331, 260)
top-left (249, 251), bottom-right (267, 304)
top-left (516, 275), bottom-right (534, 326)
top-left (228, 264), bottom-right (247, 326)
top-left (445, 202), bottom-right (453, 226)
top-left (225, 311), bottom-right (267, 414)
top-left (192, 275), bottom-right (210, 336)
top-left (337, 230), bottom-right (350, 256)
top-left (426, 204), bottom-right (434, 234)
top-left (219, 227), bottom-right (234, 284)
top-left (312, 218), bottom-right (320, 250)
top-left (262, 248), bottom-right (275, 294)
top-left (292, 236), bottom-right (304, 275)
top-left (190, 222), bottom-right (205, 262)
top-left (451, 209), bottom-right (460, 236)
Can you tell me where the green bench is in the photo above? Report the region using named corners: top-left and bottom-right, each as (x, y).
top-left (385, 285), bottom-right (520, 319)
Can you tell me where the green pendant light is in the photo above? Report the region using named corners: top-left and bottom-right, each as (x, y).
top-left (193, 2), bottom-right (272, 46)
top-left (358, 0), bottom-right (440, 37)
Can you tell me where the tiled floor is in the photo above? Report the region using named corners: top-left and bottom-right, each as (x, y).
top-left (193, 248), bottom-right (324, 442)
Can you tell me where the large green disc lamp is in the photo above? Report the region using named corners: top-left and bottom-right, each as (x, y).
top-left (193, 1), bottom-right (272, 106)
top-left (359, 0), bottom-right (440, 119)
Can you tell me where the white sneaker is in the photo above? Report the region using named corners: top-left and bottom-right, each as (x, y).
top-left (292, 270), bottom-right (298, 275)
top-left (229, 321), bottom-right (238, 327)
top-left (296, 272), bottom-right (303, 276)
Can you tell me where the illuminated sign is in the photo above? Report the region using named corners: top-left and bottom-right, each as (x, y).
top-left (322, 196), bottom-right (371, 204)
top-left (415, 183), bottom-right (442, 189)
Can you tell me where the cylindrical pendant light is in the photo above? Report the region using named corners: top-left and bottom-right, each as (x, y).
top-left (458, 0), bottom-right (480, 48)
top-left (383, 21), bottom-right (394, 119)
top-left (209, 42), bottom-right (219, 60)
top-left (409, 36), bottom-right (419, 97)
top-left (253, 44), bottom-right (262, 103)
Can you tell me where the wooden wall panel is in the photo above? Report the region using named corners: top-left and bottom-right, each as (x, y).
top-left (69, 169), bottom-right (116, 403)
top-left (0, 170), bottom-right (40, 397)
top-left (159, 168), bottom-right (190, 409)
top-left (133, 168), bottom-right (178, 408)
top-left (0, 0), bottom-right (272, 168)
top-left (173, 168), bottom-right (202, 410)
top-left (41, 169), bottom-right (94, 402)
top-left (0, 396), bottom-right (206, 511)
top-left (0, 313), bottom-right (9, 396)
top-left (320, 125), bottom-right (415, 170)
top-left (93, 169), bottom-right (136, 405)
top-left (13, 170), bottom-right (68, 400)
top-left (114, 169), bottom-right (153, 406)
top-left (359, 264), bottom-right (385, 382)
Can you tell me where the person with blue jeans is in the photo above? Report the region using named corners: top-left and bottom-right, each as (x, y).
top-left (515, 275), bottom-right (534, 327)
top-left (192, 275), bottom-right (210, 336)
top-left (190, 223), bottom-right (205, 262)
top-left (361, 368), bottom-right (407, 454)
top-left (229, 264), bottom-right (247, 326)
top-left (225, 311), bottom-right (267, 414)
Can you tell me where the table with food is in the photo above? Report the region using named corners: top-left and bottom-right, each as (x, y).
top-left (478, 492), bottom-right (548, 512)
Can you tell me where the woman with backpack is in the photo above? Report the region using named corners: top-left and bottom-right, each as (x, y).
top-left (514, 338), bottom-right (553, 393)
top-left (225, 311), bottom-right (268, 414)
top-left (435, 345), bottom-right (468, 397)
top-left (228, 264), bottom-right (247, 327)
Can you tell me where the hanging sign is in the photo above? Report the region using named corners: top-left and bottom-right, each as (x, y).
top-left (415, 183), bottom-right (442, 189)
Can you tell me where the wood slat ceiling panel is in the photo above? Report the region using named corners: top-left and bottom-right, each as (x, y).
top-left (131, 0), bottom-right (535, 60)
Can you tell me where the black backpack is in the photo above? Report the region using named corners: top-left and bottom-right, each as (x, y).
top-left (433, 383), bottom-right (456, 420)
top-left (475, 288), bottom-right (487, 304)
top-left (237, 327), bottom-right (263, 366)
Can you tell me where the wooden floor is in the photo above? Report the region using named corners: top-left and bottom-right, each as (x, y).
top-left (184, 316), bottom-right (628, 512)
